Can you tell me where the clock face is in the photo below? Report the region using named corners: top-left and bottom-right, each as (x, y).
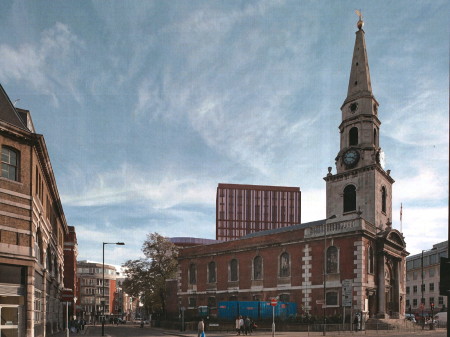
top-left (343, 149), bottom-right (360, 167)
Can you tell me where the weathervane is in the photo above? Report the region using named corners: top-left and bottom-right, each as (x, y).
top-left (355, 9), bottom-right (364, 30)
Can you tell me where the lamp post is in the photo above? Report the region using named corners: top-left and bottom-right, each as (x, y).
top-left (421, 247), bottom-right (436, 330)
top-left (102, 242), bottom-right (125, 336)
top-left (323, 215), bottom-right (336, 336)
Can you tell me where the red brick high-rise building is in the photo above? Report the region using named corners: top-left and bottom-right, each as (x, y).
top-left (216, 183), bottom-right (301, 241)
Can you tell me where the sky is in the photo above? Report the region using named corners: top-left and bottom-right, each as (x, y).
top-left (0, 1), bottom-right (448, 267)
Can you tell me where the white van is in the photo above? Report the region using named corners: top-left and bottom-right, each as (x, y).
top-left (434, 312), bottom-right (447, 327)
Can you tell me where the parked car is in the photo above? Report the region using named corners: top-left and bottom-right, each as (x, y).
top-left (434, 312), bottom-right (447, 327)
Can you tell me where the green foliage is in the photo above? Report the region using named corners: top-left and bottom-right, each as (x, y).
top-left (122, 233), bottom-right (178, 316)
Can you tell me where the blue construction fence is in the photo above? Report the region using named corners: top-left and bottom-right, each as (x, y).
top-left (217, 301), bottom-right (297, 321)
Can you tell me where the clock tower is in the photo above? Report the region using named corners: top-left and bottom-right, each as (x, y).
top-left (324, 16), bottom-right (394, 231)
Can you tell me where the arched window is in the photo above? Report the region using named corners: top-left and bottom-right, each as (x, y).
top-left (381, 186), bottom-right (387, 213)
top-left (1, 146), bottom-right (19, 181)
top-left (374, 128), bottom-right (378, 146)
top-left (326, 246), bottom-right (338, 274)
top-left (189, 263), bottom-right (196, 285)
top-left (349, 127), bottom-right (358, 146)
top-left (35, 230), bottom-right (43, 264)
top-left (253, 256), bottom-right (263, 280)
top-left (343, 185), bottom-right (356, 212)
top-left (279, 252), bottom-right (290, 277)
top-left (230, 259), bottom-right (238, 281)
top-left (368, 246), bottom-right (374, 274)
top-left (47, 250), bottom-right (52, 272)
top-left (208, 261), bottom-right (216, 283)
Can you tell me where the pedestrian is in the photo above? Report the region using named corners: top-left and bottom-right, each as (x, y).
top-left (239, 316), bottom-right (244, 335)
top-left (353, 315), bottom-right (358, 331)
top-left (244, 316), bottom-right (251, 335)
top-left (197, 318), bottom-right (205, 337)
top-left (235, 316), bottom-right (241, 335)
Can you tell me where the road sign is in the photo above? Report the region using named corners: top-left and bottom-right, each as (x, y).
top-left (270, 299), bottom-right (277, 306)
top-left (342, 279), bottom-right (353, 307)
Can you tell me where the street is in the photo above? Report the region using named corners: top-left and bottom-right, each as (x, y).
top-left (62, 324), bottom-right (447, 337)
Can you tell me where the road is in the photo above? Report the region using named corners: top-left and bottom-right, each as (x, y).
top-left (65, 324), bottom-right (448, 337)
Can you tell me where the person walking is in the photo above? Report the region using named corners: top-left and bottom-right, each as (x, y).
top-left (235, 316), bottom-right (241, 335)
top-left (197, 318), bottom-right (205, 337)
top-left (244, 316), bottom-right (251, 335)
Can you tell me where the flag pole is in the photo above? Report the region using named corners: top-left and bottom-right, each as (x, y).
top-left (400, 203), bottom-right (403, 233)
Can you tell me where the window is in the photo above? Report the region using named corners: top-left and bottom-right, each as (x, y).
top-left (406, 287), bottom-right (410, 294)
top-left (430, 254), bottom-right (437, 264)
top-left (349, 127), bottom-right (358, 146)
top-left (230, 259), bottom-right (238, 282)
top-left (368, 246), bottom-right (374, 274)
top-left (413, 259), bottom-right (420, 268)
top-left (421, 284), bottom-right (425, 292)
top-left (34, 290), bottom-right (42, 322)
top-left (189, 264), bottom-right (196, 285)
top-left (1, 146), bottom-right (19, 181)
top-left (279, 294), bottom-right (290, 302)
top-left (208, 261), bottom-right (216, 283)
top-left (208, 297), bottom-right (216, 308)
top-left (253, 256), bottom-right (262, 280)
top-left (279, 252), bottom-right (290, 277)
top-left (438, 297), bottom-right (444, 305)
top-left (326, 246), bottom-right (339, 274)
top-left (429, 297), bottom-right (434, 305)
top-left (413, 272), bottom-right (418, 280)
top-left (429, 283), bottom-right (434, 291)
top-left (429, 268), bottom-right (435, 277)
top-left (413, 299), bottom-right (417, 307)
top-left (381, 186), bottom-right (387, 213)
top-left (413, 285), bottom-right (417, 293)
top-left (343, 185), bottom-right (356, 212)
top-left (373, 129), bottom-right (377, 146)
top-left (188, 297), bottom-right (196, 308)
top-left (421, 297), bottom-right (425, 305)
top-left (326, 291), bottom-right (338, 306)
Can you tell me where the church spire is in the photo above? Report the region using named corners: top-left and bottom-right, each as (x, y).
top-left (344, 11), bottom-right (375, 105)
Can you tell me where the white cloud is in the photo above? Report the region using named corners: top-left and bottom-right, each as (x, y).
top-left (0, 22), bottom-right (85, 105)
top-left (394, 168), bottom-right (447, 202)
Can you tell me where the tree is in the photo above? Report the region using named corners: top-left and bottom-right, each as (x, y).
top-left (122, 233), bottom-right (178, 317)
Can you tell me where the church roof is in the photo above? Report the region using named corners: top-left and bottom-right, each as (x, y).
top-left (0, 84), bottom-right (29, 130)
top-left (343, 23), bottom-right (376, 106)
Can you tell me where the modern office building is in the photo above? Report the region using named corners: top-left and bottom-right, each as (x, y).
top-left (216, 183), bottom-right (301, 241)
top-left (405, 241), bottom-right (448, 315)
top-left (76, 261), bottom-right (118, 323)
top-left (177, 17), bottom-right (408, 321)
top-left (0, 85), bottom-right (69, 337)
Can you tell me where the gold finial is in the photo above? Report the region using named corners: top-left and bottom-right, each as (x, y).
top-left (355, 9), bottom-right (364, 30)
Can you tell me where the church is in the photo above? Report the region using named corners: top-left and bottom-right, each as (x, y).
top-left (176, 16), bottom-right (408, 322)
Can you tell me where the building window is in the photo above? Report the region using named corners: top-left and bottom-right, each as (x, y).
top-left (349, 127), bottom-right (358, 146)
top-left (189, 263), bottom-right (196, 285)
top-left (188, 297), bottom-right (196, 308)
top-left (406, 299), bottom-right (410, 307)
top-left (326, 246), bottom-right (339, 274)
top-left (368, 246), bottom-right (374, 274)
top-left (34, 290), bottom-right (42, 322)
top-left (229, 259), bottom-right (238, 282)
top-left (406, 287), bottom-right (410, 295)
top-left (413, 272), bottom-right (418, 280)
top-left (429, 297), bottom-right (434, 305)
top-left (421, 284), bottom-right (425, 292)
top-left (208, 261), bottom-right (216, 283)
top-left (413, 299), bottom-right (417, 307)
top-left (208, 297), bottom-right (216, 308)
top-left (438, 297), bottom-right (444, 305)
top-left (326, 291), bottom-right (338, 306)
top-left (343, 185), bottom-right (356, 212)
top-left (429, 283), bottom-right (434, 291)
top-left (253, 256), bottom-right (263, 280)
top-left (279, 252), bottom-right (290, 277)
top-left (279, 294), bottom-right (290, 302)
top-left (429, 268), bottom-right (435, 277)
top-left (381, 186), bottom-right (387, 213)
top-left (413, 285), bottom-right (417, 293)
top-left (1, 146), bottom-right (19, 181)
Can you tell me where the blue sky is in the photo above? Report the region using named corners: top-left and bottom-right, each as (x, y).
top-left (0, 1), bottom-right (448, 267)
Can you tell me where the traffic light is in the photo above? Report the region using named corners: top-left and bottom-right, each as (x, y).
top-left (431, 302), bottom-right (434, 309)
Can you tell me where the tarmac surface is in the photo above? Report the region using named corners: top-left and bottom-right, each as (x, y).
top-left (50, 324), bottom-right (447, 337)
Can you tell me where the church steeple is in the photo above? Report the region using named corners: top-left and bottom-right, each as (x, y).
top-left (344, 16), bottom-right (374, 105)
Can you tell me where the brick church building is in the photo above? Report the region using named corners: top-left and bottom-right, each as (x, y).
top-left (176, 17), bottom-right (408, 321)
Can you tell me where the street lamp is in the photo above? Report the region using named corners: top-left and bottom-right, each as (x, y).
top-left (102, 242), bottom-right (125, 336)
top-left (323, 214), bottom-right (336, 336)
top-left (421, 247), bottom-right (436, 330)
